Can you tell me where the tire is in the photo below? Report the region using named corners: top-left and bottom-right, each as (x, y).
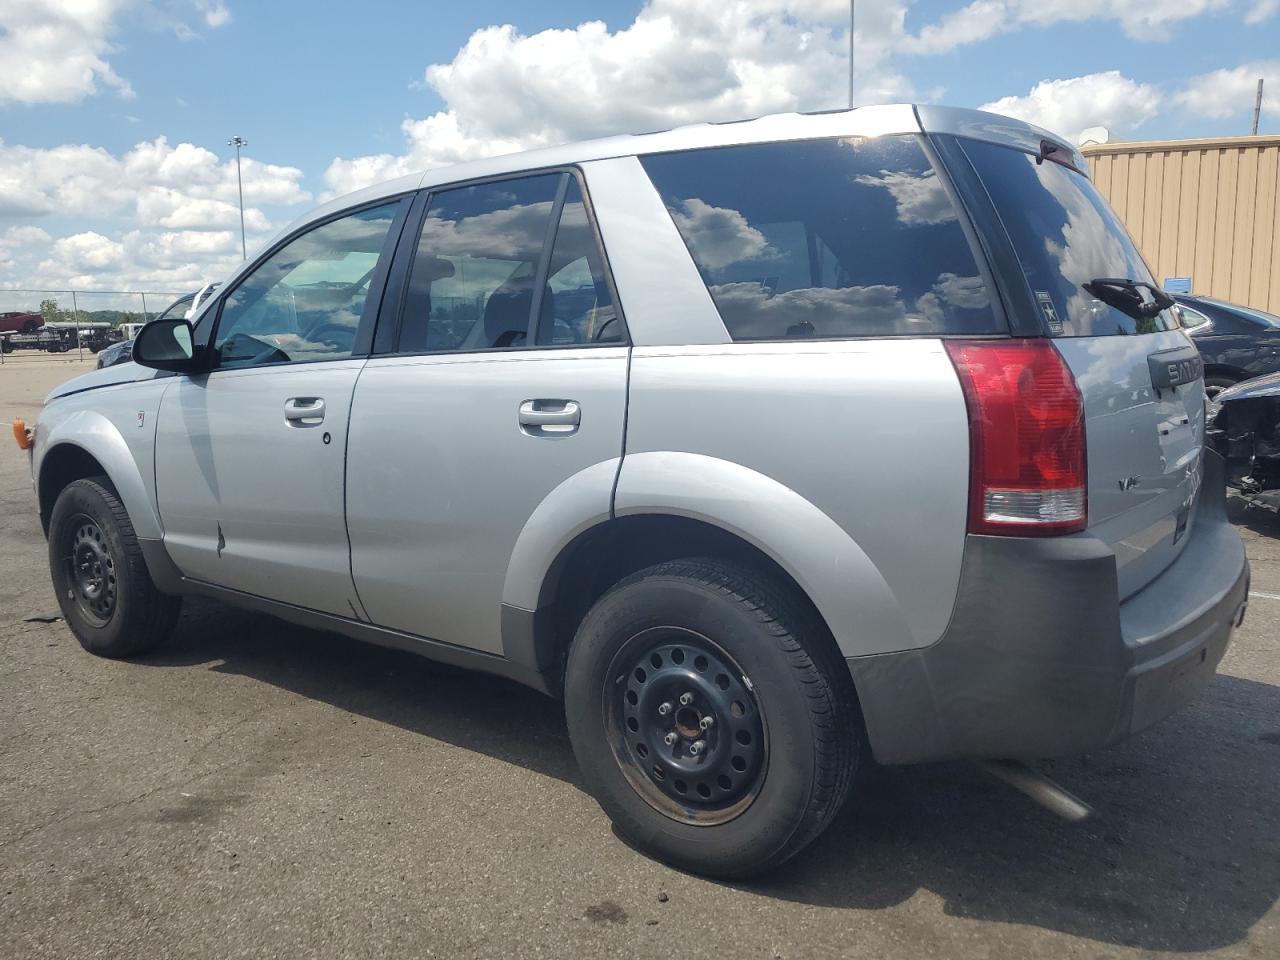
top-left (564, 558), bottom-right (862, 878)
top-left (48, 477), bottom-right (181, 658)
top-left (1204, 375), bottom-right (1237, 401)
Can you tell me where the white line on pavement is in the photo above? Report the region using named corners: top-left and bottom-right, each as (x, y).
top-left (1249, 590), bottom-right (1280, 601)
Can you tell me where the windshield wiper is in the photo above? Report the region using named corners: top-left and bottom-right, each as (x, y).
top-left (1083, 278), bottom-right (1175, 321)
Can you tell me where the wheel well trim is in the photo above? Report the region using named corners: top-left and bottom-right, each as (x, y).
top-left (36, 411), bottom-right (161, 540)
top-left (501, 457), bottom-right (620, 614)
top-left (517, 451), bottom-right (913, 661)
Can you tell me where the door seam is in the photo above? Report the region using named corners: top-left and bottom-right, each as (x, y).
top-left (343, 357), bottom-right (374, 622)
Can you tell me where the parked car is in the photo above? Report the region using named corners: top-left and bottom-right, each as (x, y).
top-left (1175, 293), bottom-right (1280, 398)
top-left (96, 287), bottom-right (218, 369)
top-left (0, 311), bottom-right (42, 334)
top-left (20, 105), bottom-right (1248, 878)
top-left (1208, 369), bottom-right (1280, 512)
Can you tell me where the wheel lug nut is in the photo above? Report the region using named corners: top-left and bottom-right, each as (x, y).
top-left (663, 732), bottom-right (677, 746)
top-left (689, 740), bottom-right (707, 756)
top-left (657, 702), bottom-right (672, 716)
top-left (699, 716), bottom-right (714, 730)
top-left (679, 692), bottom-right (694, 706)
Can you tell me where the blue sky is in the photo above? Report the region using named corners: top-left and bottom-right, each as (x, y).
top-left (0, 0), bottom-right (1276, 299)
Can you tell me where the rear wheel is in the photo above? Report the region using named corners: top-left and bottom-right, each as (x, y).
top-left (48, 478), bottom-right (181, 658)
top-left (564, 558), bottom-right (862, 878)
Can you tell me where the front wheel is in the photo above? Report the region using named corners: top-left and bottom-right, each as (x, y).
top-left (48, 478), bottom-right (181, 658)
top-left (564, 558), bottom-right (862, 878)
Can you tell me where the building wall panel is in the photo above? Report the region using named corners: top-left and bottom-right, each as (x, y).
top-left (1083, 135), bottom-right (1280, 313)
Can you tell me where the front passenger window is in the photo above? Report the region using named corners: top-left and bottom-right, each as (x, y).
top-left (214, 202), bottom-right (400, 369)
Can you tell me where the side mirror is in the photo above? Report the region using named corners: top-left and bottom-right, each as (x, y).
top-left (133, 318), bottom-right (199, 373)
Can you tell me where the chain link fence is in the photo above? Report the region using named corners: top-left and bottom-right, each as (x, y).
top-left (0, 289), bottom-right (186, 365)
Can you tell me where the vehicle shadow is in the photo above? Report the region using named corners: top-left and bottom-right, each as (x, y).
top-left (1226, 495), bottom-right (1280, 538)
top-left (748, 672), bottom-right (1280, 952)
top-left (142, 599), bottom-right (1280, 952)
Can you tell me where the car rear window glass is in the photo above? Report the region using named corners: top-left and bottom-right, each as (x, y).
top-left (960, 138), bottom-right (1178, 337)
top-left (640, 135), bottom-right (999, 341)
top-left (399, 174), bottom-right (561, 353)
top-left (535, 178), bottom-right (623, 346)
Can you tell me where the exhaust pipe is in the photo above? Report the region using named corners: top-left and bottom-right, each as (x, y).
top-left (977, 759), bottom-right (1092, 822)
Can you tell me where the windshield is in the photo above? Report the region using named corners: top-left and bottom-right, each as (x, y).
top-left (960, 138), bottom-right (1179, 337)
top-left (157, 295), bottom-right (194, 322)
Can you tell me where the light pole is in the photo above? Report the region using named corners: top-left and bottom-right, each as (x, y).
top-left (228, 135), bottom-right (248, 259)
top-left (848, 1), bottom-right (856, 109)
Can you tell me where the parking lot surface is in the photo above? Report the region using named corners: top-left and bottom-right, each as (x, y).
top-left (2, 353), bottom-right (1278, 959)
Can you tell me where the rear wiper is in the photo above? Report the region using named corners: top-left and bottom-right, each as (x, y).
top-left (1083, 278), bottom-right (1175, 321)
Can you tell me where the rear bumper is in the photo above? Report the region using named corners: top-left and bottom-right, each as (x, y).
top-left (849, 449), bottom-right (1249, 764)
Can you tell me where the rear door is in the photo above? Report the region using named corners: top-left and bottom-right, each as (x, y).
top-left (155, 199), bottom-right (407, 615)
top-left (955, 138), bottom-right (1203, 596)
top-left (346, 171), bottom-right (627, 653)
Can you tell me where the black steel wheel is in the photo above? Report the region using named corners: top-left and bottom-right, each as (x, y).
top-left (48, 477), bottom-right (181, 658)
top-left (65, 516), bottom-right (118, 627)
top-left (607, 627), bottom-right (767, 825)
top-left (565, 558), bottom-right (862, 878)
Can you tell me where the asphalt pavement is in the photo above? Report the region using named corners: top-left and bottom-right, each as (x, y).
top-left (2, 354), bottom-right (1278, 959)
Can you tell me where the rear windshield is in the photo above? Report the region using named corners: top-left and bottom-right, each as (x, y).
top-left (960, 138), bottom-right (1178, 337)
top-left (640, 135), bottom-right (999, 341)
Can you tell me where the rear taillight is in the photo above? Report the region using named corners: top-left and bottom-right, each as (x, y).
top-left (944, 339), bottom-right (1087, 536)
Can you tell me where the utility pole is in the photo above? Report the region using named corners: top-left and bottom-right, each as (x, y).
top-left (848, 1), bottom-right (855, 109)
top-left (1253, 78), bottom-right (1264, 136)
top-left (228, 136), bottom-right (248, 259)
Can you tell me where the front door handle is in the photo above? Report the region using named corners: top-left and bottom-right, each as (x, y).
top-left (284, 397), bottom-right (326, 426)
top-left (519, 399), bottom-right (580, 437)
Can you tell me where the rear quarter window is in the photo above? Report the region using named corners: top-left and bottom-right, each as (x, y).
top-left (959, 138), bottom-right (1179, 337)
top-left (640, 135), bottom-right (1000, 341)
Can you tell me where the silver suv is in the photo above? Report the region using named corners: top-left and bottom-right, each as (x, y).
top-left (23, 105), bottom-right (1249, 877)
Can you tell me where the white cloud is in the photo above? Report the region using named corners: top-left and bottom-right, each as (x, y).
top-left (980, 71), bottom-right (1163, 142)
top-left (670, 198), bottom-right (776, 270)
top-left (27, 226), bottom-right (248, 291)
top-left (0, 1), bottom-right (232, 106)
top-left (44, 232), bottom-right (126, 272)
top-left (324, 0), bottom-right (919, 196)
top-left (854, 168), bottom-right (957, 225)
top-left (0, 135), bottom-right (306, 290)
top-left (0, 136), bottom-right (309, 228)
top-left (0, 225), bottom-right (51, 269)
top-left (902, 0), bottom-right (1230, 54)
top-left (0, 0), bottom-right (132, 105)
top-left (322, 0), bottom-right (1252, 198)
top-left (1176, 61), bottom-right (1279, 120)
top-left (1246, 0), bottom-right (1279, 23)
top-left (195, 1), bottom-right (231, 28)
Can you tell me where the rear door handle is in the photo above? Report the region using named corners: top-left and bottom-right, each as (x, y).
top-left (284, 397), bottom-right (326, 425)
top-left (519, 399), bottom-right (580, 437)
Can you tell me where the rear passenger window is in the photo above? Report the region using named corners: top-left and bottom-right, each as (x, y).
top-left (536, 179), bottom-right (622, 345)
top-left (640, 136), bottom-right (998, 341)
top-left (399, 175), bottom-right (561, 353)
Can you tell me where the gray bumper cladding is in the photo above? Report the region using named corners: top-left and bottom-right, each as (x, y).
top-left (848, 450), bottom-right (1249, 765)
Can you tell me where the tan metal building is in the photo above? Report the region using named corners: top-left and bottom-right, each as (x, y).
top-left (1081, 134), bottom-right (1280, 314)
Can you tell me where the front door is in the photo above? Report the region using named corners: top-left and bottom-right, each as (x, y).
top-left (155, 199), bottom-right (406, 615)
top-left (346, 172), bottom-right (628, 652)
